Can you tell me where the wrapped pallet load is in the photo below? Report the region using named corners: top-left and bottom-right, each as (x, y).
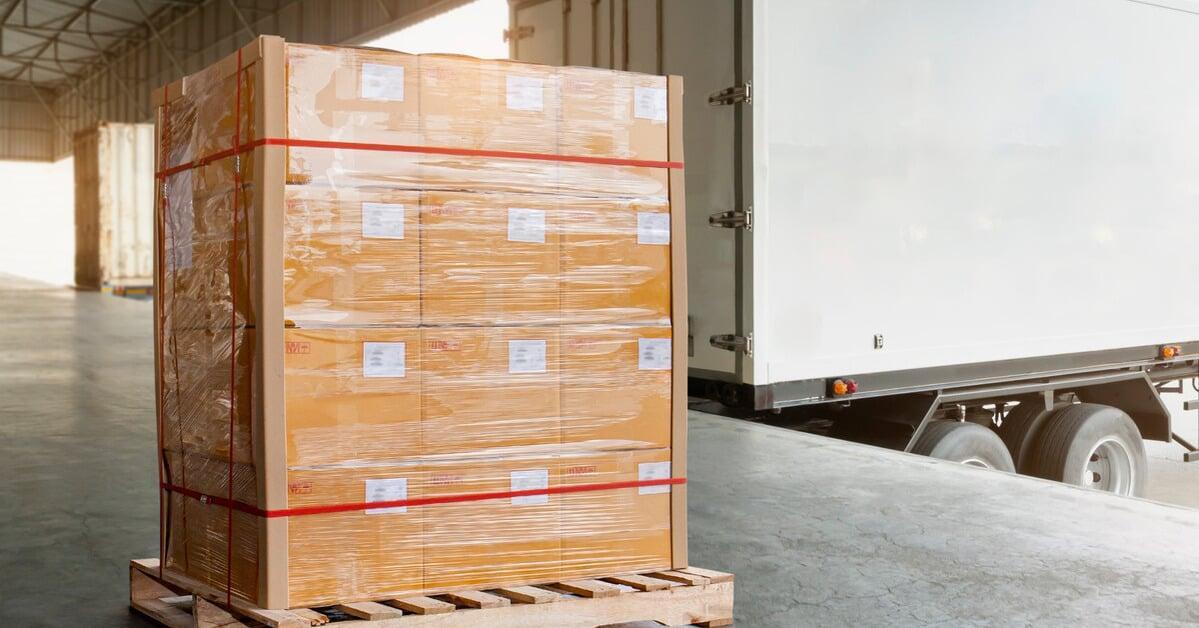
top-left (152, 36), bottom-right (686, 609)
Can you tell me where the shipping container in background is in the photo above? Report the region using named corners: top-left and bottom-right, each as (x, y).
top-left (74, 122), bottom-right (155, 292)
top-left (509, 0), bottom-right (1199, 495)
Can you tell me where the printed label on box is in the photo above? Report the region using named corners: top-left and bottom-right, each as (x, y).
top-left (509, 339), bottom-right (547, 374)
top-left (363, 342), bottom-right (406, 378)
top-left (634, 86), bottom-right (668, 122)
top-left (365, 477), bottom-right (408, 514)
top-left (638, 338), bottom-right (672, 371)
top-left (362, 202), bottom-right (405, 239)
top-left (361, 63), bottom-right (405, 101)
top-left (506, 75), bottom-right (544, 111)
top-left (511, 469), bottom-right (549, 505)
top-left (638, 461), bottom-right (672, 494)
top-left (637, 212), bottom-right (671, 245)
top-left (507, 208), bottom-right (546, 243)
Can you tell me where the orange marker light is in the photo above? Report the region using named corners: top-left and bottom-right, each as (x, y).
top-left (1160, 345), bottom-right (1181, 360)
top-left (832, 379), bottom-right (849, 395)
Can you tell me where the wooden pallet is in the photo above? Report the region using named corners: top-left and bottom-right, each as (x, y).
top-left (130, 558), bottom-right (734, 628)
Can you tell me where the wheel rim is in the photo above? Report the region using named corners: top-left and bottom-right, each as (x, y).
top-left (1083, 438), bottom-right (1134, 495)
top-left (960, 457), bottom-right (992, 470)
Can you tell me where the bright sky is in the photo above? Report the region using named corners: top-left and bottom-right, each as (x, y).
top-left (367, 0), bottom-right (509, 58)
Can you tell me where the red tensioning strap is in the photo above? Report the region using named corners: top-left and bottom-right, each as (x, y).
top-left (162, 477), bottom-right (686, 519)
top-left (154, 137), bottom-right (683, 178)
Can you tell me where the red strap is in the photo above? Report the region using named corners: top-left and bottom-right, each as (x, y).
top-left (162, 477), bottom-right (686, 519)
top-left (156, 137), bottom-right (683, 178)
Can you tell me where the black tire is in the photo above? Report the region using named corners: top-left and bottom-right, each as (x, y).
top-left (997, 402), bottom-right (1064, 474)
top-left (1025, 403), bottom-right (1147, 497)
top-left (911, 421), bottom-right (1016, 472)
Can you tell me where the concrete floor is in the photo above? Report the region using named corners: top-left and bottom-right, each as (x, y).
top-left (3, 273), bottom-right (1199, 626)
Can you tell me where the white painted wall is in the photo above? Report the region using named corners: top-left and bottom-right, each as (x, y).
top-left (0, 158), bottom-right (75, 286)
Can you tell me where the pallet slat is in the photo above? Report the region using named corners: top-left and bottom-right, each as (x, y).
top-left (289, 608), bottom-right (329, 625)
top-left (442, 590), bottom-right (511, 609)
top-left (193, 597), bottom-right (248, 628)
top-left (493, 585), bottom-right (560, 604)
top-left (645, 570), bottom-right (709, 587)
top-left (603, 574), bottom-right (674, 592)
top-left (386, 596), bottom-right (456, 615)
top-left (556, 579), bottom-right (623, 598)
top-left (335, 601), bottom-right (404, 620)
top-left (678, 567), bottom-right (734, 584)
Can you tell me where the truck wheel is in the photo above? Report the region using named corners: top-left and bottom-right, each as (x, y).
top-left (1025, 403), bottom-right (1147, 497)
top-left (997, 402), bottom-right (1063, 473)
top-left (911, 421), bottom-right (1016, 472)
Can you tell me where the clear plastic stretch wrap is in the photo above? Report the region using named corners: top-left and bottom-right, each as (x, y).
top-left (154, 36), bottom-right (685, 609)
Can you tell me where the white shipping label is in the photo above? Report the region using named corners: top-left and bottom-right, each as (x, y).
top-left (365, 477), bottom-right (408, 514)
top-left (506, 75), bottom-right (544, 111)
top-left (361, 202), bottom-right (405, 239)
top-left (509, 340), bottom-right (547, 374)
top-left (638, 338), bottom-right (672, 371)
top-left (361, 63), bottom-right (406, 101)
top-left (636, 212), bottom-right (671, 245)
top-left (511, 469), bottom-right (549, 505)
top-left (638, 462), bottom-right (672, 495)
top-left (507, 208), bottom-right (546, 243)
top-left (363, 342), bottom-right (406, 378)
top-left (634, 86), bottom-right (668, 122)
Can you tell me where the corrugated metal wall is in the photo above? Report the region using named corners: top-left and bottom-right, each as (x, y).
top-left (9, 0), bottom-right (468, 161)
top-left (0, 84), bottom-right (56, 161)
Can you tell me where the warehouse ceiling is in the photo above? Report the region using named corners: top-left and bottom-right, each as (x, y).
top-left (0, 0), bottom-right (212, 85)
top-left (0, 0), bottom-right (466, 160)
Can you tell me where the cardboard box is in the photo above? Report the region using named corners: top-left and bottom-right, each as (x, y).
top-left (161, 450), bottom-right (260, 601)
top-left (283, 187), bottom-right (420, 326)
top-left (160, 153), bottom-right (260, 330)
top-left (286, 463), bottom-right (424, 605)
top-left (283, 328), bottom-right (422, 467)
top-left (560, 198), bottom-right (671, 325)
top-left (421, 326), bottom-right (560, 456)
top-left (161, 327), bottom-right (255, 465)
top-left (422, 456), bottom-right (561, 591)
top-left (560, 325), bottom-right (672, 450)
top-left (420, 191), bottom-right (560, 326)
top-left (154, 37), bottom-right (688, 609)
top-left (558, 66), bottom-right (669, 199)
top-left (418, 55), bottom-right (558, 193)
top-left (286, 44), bottom-right (421, 188)
top-left (560, 448), bottom-right (673, 579)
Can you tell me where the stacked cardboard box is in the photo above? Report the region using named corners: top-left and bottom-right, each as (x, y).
top-left (154, 36), bottom-right (685, 609)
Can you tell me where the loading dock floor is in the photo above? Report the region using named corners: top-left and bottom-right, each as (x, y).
top-left (2, 273), bottom-right (1199, 626)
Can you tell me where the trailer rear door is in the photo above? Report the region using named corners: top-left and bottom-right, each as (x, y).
top-left (508, 0), bottom-right (753, 384)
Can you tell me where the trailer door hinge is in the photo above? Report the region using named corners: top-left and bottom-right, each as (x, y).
top-left (503, 25), bottom-right (535, 43)
top-left (709, 81), bottom-right (752, 106)
top-left (710, 333), bottom-right (752, 357)
top-left (709, 207), bottom-right (752, 230)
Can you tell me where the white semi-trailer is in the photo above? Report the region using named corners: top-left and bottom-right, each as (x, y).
top-left (507, 0), bottom-right (1199, 496)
